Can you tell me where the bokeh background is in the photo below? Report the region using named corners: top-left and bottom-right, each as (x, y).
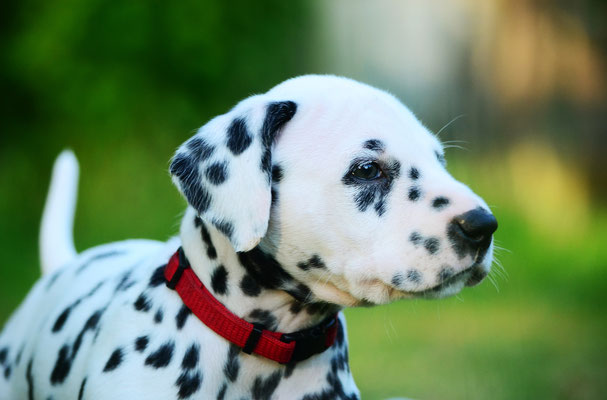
top-left (1, 0), bottom-right (606, 398)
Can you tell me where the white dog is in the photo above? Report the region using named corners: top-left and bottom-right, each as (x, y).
top-left (0, 75), bottom-right (496, 399)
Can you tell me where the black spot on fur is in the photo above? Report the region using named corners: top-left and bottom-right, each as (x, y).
top-left (363, 139), bottom-right (385, 152)
top-left (391, 273), bottom-right (403, 287)
top-left (432, 196), bottom-right (450, 209)
top-left (406, 269), bottom-right (422, 284)
top-left (182, 344), bottom-right (199, 370)
top-left (409, 167), bottom-right (420, 180)
top-left (205, 161), bottom-right (229, 185)
top-left (135, 336), bottom-right (149, 352)
top-left (217, 383), bottom-right (228, 400)
top-left (284, 361), bottom-right (297, 378)
top-left (435, 150), bottom-right (446, 166)
top-left (305, 302), bottom-right (335, 316)
top-left (240, 274), bottom-right (262, 297)
top-left (154, 308), bottom-right (164, 324)
top-left (252, 371), bottom-right (282, 400)
top-left (75, 250), bottom-right (126, 274)
top-left (176, 370), bottom-right (202, 399)
top-left (424, 237), bottom-right (440, 255)
top-left (259, 101), bottom-right (298, 181)
top-left (224, 345), bottom-right (240, 382)
top-left (439, 267), bottom-right (455, 283)
top-left (409, 232), bottom-right (423, 246)
top-left (271, 187), bottom-right (279, 206)
top-left (289, 301), bottom-right (303, 314)
top-left (335, 320), bottom-right (345, 346)
top-left (248, 309), bottom-right (277, 330)
top-left (187, 136), bottom-right (215, 160)
top-left (115, 269), bottom-right (136, 292)
top-left (45, 269), bottom-right (63, 290)
top-left (271, 165), bottom-right (283, 183)
top-left (297, 255), bottom-right (326, 271)
top-left (194, 217), bottom-right (218, 260)
top-left (226, 118), bottom-right (252, 155)
top-left (170, 151), bottom-right (212, 214)
top-left (211, 265), bottom-right (229, 295)
top-left (145, 341), bottom-right (175, 369)
top-left (78, 377), bottom-right (87, 400)
top-left (287, 283), bottom-right (313, 304)
top-left (149, 265), bottom-right (167, 287)
top-left (134, 293), bottom-right (152, 312)
top-left (408, 186), bottom-right (421, 201)
top-left (26, 359), bottom-right (34, 400)
top-left (4, 365), bottom-right (11, 378)
top-left (0, 347), bottom-right (8, 365)
top-left (52, 281), bottom-right (105, 332)
top-left (50, 308), bottom-right (104, 385)
top-left (238, 248), bottom-right (293, 292)
top-left (342, 158), bottom-right (401, 216)
top-left (176, 305), bottom-right (192, 330)
top-left (103, 348), bottom-right (123, 372)
top-left (212, 219), bottom-right (234, 240)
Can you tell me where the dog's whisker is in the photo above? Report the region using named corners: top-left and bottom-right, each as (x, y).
top-left (435, 114), bottom-right (466, 138)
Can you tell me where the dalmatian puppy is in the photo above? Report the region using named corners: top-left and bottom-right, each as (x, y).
top-left (0, 75), bottom-right (497, 399)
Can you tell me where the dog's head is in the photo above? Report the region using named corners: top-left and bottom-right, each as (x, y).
top-left (171, 75), bottom-right (497, 306)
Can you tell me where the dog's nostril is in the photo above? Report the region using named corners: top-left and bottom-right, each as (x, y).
top-left (452, 208), bottom-right (498, 243)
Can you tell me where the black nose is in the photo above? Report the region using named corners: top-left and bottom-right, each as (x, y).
top-left (448, 208), bottom-right (497, 259)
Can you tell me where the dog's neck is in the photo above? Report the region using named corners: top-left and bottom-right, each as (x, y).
top-left (179, 207), bottom-right (340, 333)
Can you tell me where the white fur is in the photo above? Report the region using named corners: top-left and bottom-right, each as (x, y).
top-left (40, 150), bottom-right (79, 274)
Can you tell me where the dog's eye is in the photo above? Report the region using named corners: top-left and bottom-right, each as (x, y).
top-left (352, 162), bottom-right (383, 180)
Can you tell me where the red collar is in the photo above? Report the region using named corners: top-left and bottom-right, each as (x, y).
top-left (164, 247), bottom-right (339, 364)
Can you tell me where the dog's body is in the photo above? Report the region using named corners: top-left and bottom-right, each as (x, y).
top-left (0, 75), bottom-right (496, 399)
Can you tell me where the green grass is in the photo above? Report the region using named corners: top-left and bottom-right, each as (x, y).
top-left (1, 150), bottom-right (606, 399)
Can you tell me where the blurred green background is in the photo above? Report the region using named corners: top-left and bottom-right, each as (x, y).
top-left (1, 0), bottom-right (606, 398)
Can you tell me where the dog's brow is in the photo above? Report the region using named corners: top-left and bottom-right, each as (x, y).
top-left (362, 139), bottom-right (385, 153)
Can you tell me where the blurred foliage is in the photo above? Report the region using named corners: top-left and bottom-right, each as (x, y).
top-left (1, 1), bottom-right (607, 399)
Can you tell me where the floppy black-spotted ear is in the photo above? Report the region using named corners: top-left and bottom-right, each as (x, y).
top-left (170, 96), bottom-right (297, 252)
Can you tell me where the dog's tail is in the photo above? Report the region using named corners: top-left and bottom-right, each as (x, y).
top-left (40, 150), bottom-right (79, 275)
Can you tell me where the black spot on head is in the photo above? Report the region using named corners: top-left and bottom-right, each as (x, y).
top-left (182, 344), bottom-right (200, 370)
top-left (211, 265), bottom-right (229, 295)
top-left (154, 308), bottom-right (164, 324)
top-left (78, 377), bottom-right (87, 400)
top-left (342, 158), bottom-right (400, 216)
top-left (260, 101), bottom-right (298, 181)
top-left (176, 305), bottom-right (192, 330)
top-left (145, 341), bottom-right (175, 369)
top-left (170, 152), bottom-right (212, 214)
top-left (212, 219), bottom-right (234, 240)
top-left (424, 237), bottom-right (440, 255)
top-left (406, 269), bottom-right (422, 284)
top-left (149, 265), bottom-right (166, 287)
top-left (187, 137), bottom-right (215, 161)
top-left (252, 371), bottom-right (282, 400)
top-left (226, 118), bottom-right (252, 155)
top-left (240, 274), bottom-right (262, 297)
top-left (205, 161), bottom-right (229, 185)
top-left (176, 370), bottom-right (202, 399)
top-left (432, 196), bottom-right (450, 210)
top-left (195, 217), bottom-right (218, 260)
top-left (224, 345), bottom-right (240, 382)
top-left (435, 150), bottom-right (446, 166)
top-left (134, 293), bottom-right (152, 312)
top-left (103, 348), bottom-right (123, 372)
top-left (135, 336), bottom-right (149, 352)
top-left (409, 167), bottom-right (420, 180)
top-left (439, 267), bottom-right (455, 283)
top-left (409, 232), bottom-right (423, 245)
top-left (248, 309), bottom-right (277, 331)
top-left (408, 186), bottom-right (421, 201)
top-left (271, 165), bottom-right (283, 183)
top-left (363, 139), bottom-right (385, 152)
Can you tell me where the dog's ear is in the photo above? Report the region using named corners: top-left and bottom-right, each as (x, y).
top-left (170, 97), bottom-right (297, 252)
